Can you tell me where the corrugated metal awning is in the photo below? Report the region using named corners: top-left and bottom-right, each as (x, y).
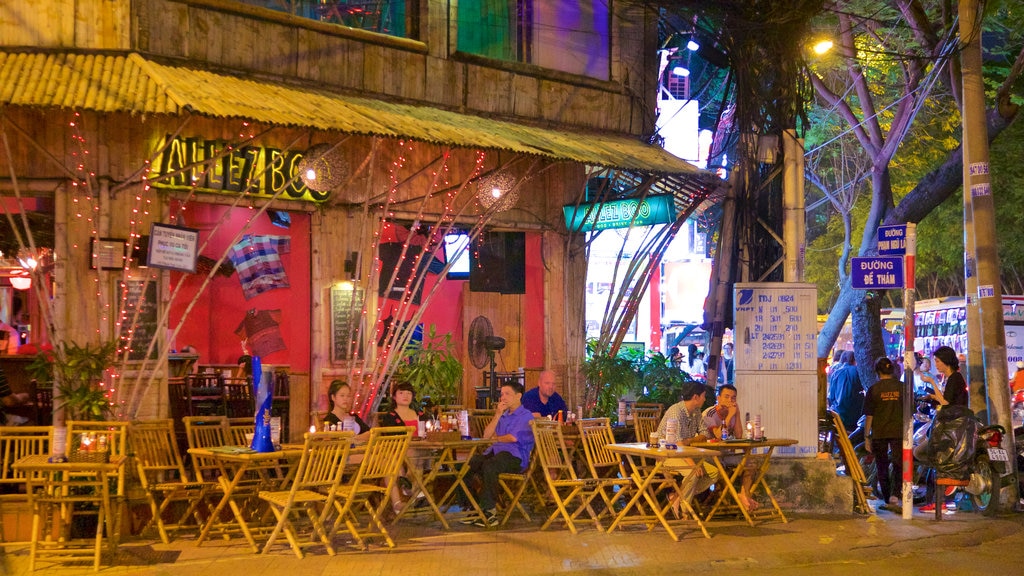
top-left (0, 50), bottom-right (713, 177)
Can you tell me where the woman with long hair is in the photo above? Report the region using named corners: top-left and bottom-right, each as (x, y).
top-left (924, 346), bottom-right (968, 408)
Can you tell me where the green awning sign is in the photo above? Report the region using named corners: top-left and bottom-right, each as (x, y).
top-left (563, 194), bottom-right (677, 231)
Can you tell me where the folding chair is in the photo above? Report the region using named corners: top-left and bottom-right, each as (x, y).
top-left (129, 419), bottom-right (216, 543)
top-left (66, 420), bottom-right (130, 541)
top-left (227, 417), bottom-right (255, 446)
top-left (0, 426), bottom-right (53, 492)
top-left (575, 418), bottom-right (633, 519)
top-left (531, 419), bottom-right (623, 534)
top-left (328, 426), bottom-right (412, 550)
top-left (259, 431), bottom-right (353, 558)
top-left (183, 416), bottom-right (229, 481)
top-left (496, 449), bottom-right (544, 525)
top-left (633, 407), bottom-right (662, 444)
top-left (469, 410), bottom-right (494, 438)
top-left (828, 410), bottom-right (872, 514)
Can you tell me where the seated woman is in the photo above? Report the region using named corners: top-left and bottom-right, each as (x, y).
top-left (376, 381), bottom-right (423, 514)
top-left (324, 379), bottom-right (369, 439)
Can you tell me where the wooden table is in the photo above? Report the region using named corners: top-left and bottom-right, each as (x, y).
top-left (397, 437), bottom-right (494, 528)
top-left (187, 445), bottom-right (303, 551)
top-left (13, 454), bottom-right (126, 571)
top-left (604, 442), bottom-right (720, 541)
top-left (690, 437), bottom-right (798, 525)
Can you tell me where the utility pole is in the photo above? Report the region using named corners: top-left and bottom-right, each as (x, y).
top-left (960, 0), bottom-right (1017, 508)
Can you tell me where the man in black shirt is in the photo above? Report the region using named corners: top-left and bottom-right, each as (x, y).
top-left (863, 357), bottom-right (903, 508)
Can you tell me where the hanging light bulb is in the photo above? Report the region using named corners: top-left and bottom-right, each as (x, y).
top-left (9, 270), bottom-right (31, 290)
top-left (476, 170), bottom-right (519, 212)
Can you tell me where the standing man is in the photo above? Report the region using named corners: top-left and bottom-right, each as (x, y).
top-left (656, 381), bottom-right (719, 501)
top-left (863, 357), bottom-right (903, 509)
top-left (521, 370), bottom-right (568, 419)
top-left (462, 381), bottom-right (534, 527)
top-left (827, 351), bottom-right (864, 432)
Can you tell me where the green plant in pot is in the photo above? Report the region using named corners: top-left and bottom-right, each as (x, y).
top-left (394, 325), bottom-right (463, 409)
top-left (580, 338), bottom-right (642, 423)
top-left (27, 340), bottom-right (117, 421)
top-left (638, 351), bottom-right (695, 408)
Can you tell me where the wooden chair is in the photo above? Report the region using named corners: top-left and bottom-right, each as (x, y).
top-left (575, 418), bottom-right (633, 516)
top-left (227, 417), bottom-right (255, 446)
top-left (186, 374), bottom-right (224, 416)
top-left (183, 416), bottom-right (229, 482)
top-left (258, 431), bottom-right (353, 558)
top-left (531, 419), bottom-right (622, 534)
top-left (828, 410), bottom-right (872, 514)
top-left (222, 378), bottom-right (254, 418)
top-left (65, 420), bottom-right (131, 543)
top-left (633, 408), bottom-right (662, 445)
top-left (0, 426), bottom-right (52, 493)
top-left (496, 449), bottom-right (545, 526)
top-left (469, 410), bottom-right (494, 438)
top-left (328, 426), bottom-right (412, 550)
top-left (129, 419), bottom-right (216, 543)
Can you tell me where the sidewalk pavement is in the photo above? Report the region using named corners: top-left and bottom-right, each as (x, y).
top-left (3, 505), bottom-right (1023, 576)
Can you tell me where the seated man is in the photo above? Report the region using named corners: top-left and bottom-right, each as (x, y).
top-left (461, 381), bottom-right (534, 527)
top-left (701, 384), bottom-right (760, 510)
top-left (521, 370), bottom-right (568, 419)
top-left (656, 381), bottom-right (719, 505)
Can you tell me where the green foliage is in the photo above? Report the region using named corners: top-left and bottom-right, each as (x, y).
top-left (394, 325), bottom-right (463, 407)
top-left (581, 345), bottom-right (696, 423)
top-left (26, 341), bottom-right (117, 421)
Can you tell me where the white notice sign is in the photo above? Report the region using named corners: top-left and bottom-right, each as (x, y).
top-left (734, 283), bottom-right (818, 372)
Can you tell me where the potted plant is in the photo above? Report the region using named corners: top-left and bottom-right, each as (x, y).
top-left (638, 351), bottom-right (695, 408)
top-left (394, 325), bottom-right (463, 409)
top-left (580, 339), bottom-right (642, 422)
top-left (27, 340), bottom-right (117, 421)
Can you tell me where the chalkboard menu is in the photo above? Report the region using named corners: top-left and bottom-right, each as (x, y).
top-left (734, 283), bottom-right (818, 372)
top-left (331, 286), bottom-right (364, 362)
top-left (119, 280), bottom-right (159, 361)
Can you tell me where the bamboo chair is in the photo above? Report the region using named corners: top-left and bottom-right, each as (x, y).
top-left (828, 410), bottom-right (872, 514)
top-left (575, 418), bottom-right (633, 520)
top-left (227, 417), bottom-right (255, 446)
top-left (129, 419), bottom-right (216, 544)
top-left (66, 420), bottom-right (130, 541)
top-left (469, 410), bottom-right (494, 438)
top-left (328, 426), bottom-right (412, 550)
top-left (633, 408), bottom-right (662, 445)
top-left (496, 449), bottom-right (544, 525)
top-left (183, 416), bottom-right (229, 481)
top-left (531, 419), bottom-right (622, 534)
top-left (0, 426), bottom-right (53, 494)
top-left (258, 431), bottom-right (353, 558)
top-left (0, 424), bottom-right (52, 541)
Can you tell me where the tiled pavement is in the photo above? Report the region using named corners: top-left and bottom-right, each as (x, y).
top-left (2, 505), bottom-right (1022, 576)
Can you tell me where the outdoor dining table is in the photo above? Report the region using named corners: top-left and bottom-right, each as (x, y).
top-left (604, 442), bottom-right (721, 541)
top-left (13, 453), bottom-right (127, 571)
top-left (187, 445), bottom-right (304, 551)
top-left (690, 437), bottom-right (798, 525)
top-left (396, 436), bottom-right (494, 528)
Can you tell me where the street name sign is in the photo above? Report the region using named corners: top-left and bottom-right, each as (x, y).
top-left (851, 256), bottom-right (905, 289)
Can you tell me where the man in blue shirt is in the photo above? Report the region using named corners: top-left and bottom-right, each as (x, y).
top-left (462, 381), bottom-right (534, 527)
top-left (521, 370), bottom-right (568, 419)
top-left (827, 351), bottom-right (864, 432)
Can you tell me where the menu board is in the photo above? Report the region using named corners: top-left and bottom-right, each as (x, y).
top-left (330, 286), bottom-right (364, 362)
top-left (734, 283), bottom-right (817, 373)
top-left (119, 280), bottom-right (159, 361)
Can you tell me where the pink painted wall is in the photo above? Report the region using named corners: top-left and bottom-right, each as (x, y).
top-left (168, 202), bottom-right (310, 372)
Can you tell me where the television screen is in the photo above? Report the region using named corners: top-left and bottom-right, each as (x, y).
top-left (444, 233), bottom-right (471, 280)
top-left (470, 231), bottom-right (526, 294)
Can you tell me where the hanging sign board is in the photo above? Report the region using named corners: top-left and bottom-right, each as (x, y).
top-left (147, 223), bottom-right (200, 273)
top-left (877, 225), bottom-right (907, 255)
top-left (562, 194), bottom-right (676, 232)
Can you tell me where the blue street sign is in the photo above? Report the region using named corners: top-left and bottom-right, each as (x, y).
top-left (877, 224), bottom-right (907, 255)
top-left (851, 256), bottom-right (905, 289)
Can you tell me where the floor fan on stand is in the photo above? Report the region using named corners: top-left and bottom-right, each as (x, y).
top-left (468, 315), bottom-right (506, 407)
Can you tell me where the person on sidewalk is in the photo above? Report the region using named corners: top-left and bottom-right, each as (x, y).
top-left (828, 351), bottom-right (864, 432)
top-left (916, 345), bottom-right (969, 512)
top-left (461, 381), bottom-right (534, 527)
top-left (863, 357), bottom-right (903, 510)
top-left (702, 384), bottom-right (759, 510)
top-left (657, 381), bottom-right (719, 508)
top-left (521, 370), bottom-right (567, 419)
